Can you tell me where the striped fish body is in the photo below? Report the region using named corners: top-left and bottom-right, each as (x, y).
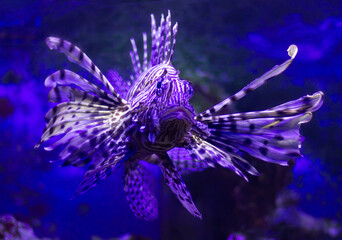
top-left (127, 63), bottom-right (195, 153)
top-left (36, 10), bottom-right (323, 221)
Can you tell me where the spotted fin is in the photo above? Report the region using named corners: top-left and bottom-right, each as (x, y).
top-left (200, 91), bottom-right (323, 123)
top-left (73, 148), bottom-right (134, 198)
top-left (48, 85), bottom-right (115, 106)
top-left (106, 70), bottom-right (131, 100)
top-left (190, 91), bottom-right (324, 178)
top-left (168, 147), bottom-right (209, 174)
top-left (158, 153), bottom-right (202, 219)
top-left (130, 38), bottom-right (143, 78)
top-left (72, 123), bottom-right (134, 197)
top-left (124, 161), bottom-right (158, 221)
top-left (36, 104), bottom-right (109, 147)
top-left (45, 69), bottom-right (120, 104)
top-left (45, 37), bottom-right (124, 102)
top-left (37, 37), bottom-right (136, 198)
top-left (185, 135), bottom-right (251, 180)
top-left (197, 45), bottom-right (298, 119)
top-left (129, 10), bottom-right (178, 81)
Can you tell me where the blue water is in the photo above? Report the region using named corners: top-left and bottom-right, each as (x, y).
top-left (1, 1), bottom-right (341, 239)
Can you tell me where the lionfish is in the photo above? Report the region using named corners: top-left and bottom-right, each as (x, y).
top-left (36, 10), bottom-right (323, 220)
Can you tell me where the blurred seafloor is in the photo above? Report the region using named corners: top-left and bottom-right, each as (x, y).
top-left (0, 0), bottom-right (342, 240)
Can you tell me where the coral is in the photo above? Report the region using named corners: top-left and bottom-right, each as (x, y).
top-left (0, 215), bottom-right (53, 240)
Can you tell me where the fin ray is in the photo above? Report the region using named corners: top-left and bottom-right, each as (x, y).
top-left (45, 37), bottom-right (124, 103)
top-left (198, 45), bottom-right (299, 118)
top-left (158, 153), bottom-right (202, 219)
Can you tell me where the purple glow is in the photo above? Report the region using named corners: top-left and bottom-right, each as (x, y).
top-left (0, 1), bottom-right (340, 240)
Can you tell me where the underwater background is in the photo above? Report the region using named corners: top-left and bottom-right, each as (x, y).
top-left (1, 0), bottom-right (341, 239)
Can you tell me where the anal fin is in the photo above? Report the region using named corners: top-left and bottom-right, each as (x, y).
top-left (124, 161), bottom-right (158, 220)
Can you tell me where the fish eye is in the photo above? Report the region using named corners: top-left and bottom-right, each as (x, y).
top-left (156, 69), bottom-right (168, 89)
top-left (156, 75), bottom-right (165, 96)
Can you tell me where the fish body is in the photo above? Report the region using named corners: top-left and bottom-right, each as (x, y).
top-left (36, 11), bottom-right (323, 220)
top-left (127, 63), bottom-right (195, 153)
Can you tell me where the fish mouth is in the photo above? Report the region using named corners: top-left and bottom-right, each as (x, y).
top-left (157, 106), bottom-right (194, 145)
top-left (160, 106), bottom-right (194, 125)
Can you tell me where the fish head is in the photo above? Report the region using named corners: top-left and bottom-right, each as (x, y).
top-left (131, 63), bottom-right (195, 147)
top-left (149, 64), bottom-right (195, 145)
